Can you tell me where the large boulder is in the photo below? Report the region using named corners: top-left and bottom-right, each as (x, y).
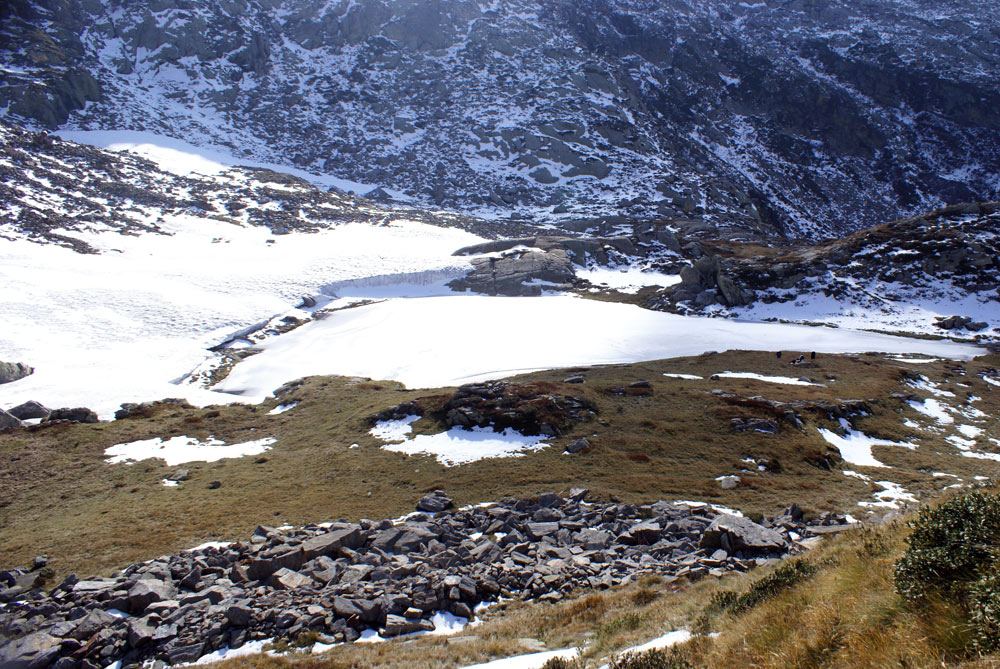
top-left (8, 401), bottom-right (50, 420)
top-left (700, 514), bottom-right (788, 554)
top-left (416, 490), bottom-right (453, 513)
top-left (0, 362), bottom-right (33, 385)
top-left (0, 631), bottom-right (62, 668)
top-left (47, 407), bottom-right (99, 423)
top-left (127, 579), bottom-right (176, 614)
top-left (301, 525), bottom-right (364, 560)
top-left (0, 409), bottom-right (21, 430)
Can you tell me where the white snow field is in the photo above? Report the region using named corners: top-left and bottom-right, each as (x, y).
top-left (217, 295), bottom-right (981, 399)
top-left (0, 216), bottom-right (483, 419)
top-left (56, 129), bottom-right (376, 196)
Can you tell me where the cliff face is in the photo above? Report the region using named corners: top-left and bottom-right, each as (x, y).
top-left (2, 0), bottom-right (999, 236)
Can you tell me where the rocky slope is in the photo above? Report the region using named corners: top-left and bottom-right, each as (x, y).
top-left (0, 490), bottom-right (849, 667)
top-left (2, 0), bottom-right (998, 236)
top-left (0, 121), bottom-right (526, 253)
top-left (646, 202), bottom-right (1000, 339)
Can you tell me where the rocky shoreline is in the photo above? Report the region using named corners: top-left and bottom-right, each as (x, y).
top-left (0, 490), bottom-right (854, 668)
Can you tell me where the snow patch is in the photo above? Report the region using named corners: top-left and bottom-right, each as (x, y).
top-left (817, 420), bottom-right (914, 468)
top-left (377, 425), bottom-right (549, 467)
top-left (104, 435), bottom-right (276, 466)
top-left (716, 371), bottom-right (822, 386)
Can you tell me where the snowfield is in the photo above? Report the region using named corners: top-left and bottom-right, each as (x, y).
top-left (216, 294), bottom-right (981, 400)
top-left (0, 193), bottom-right (986, 419)
top-left (0, 215), bottom-right (482, 419)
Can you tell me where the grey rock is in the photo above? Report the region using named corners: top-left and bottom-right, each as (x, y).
top-left (0, 409), bottom-right (21, 430)
top-left (70, 609), bottom-right (117, 640)
top-left (8, 401), bottom-right (49, 420)
top-left (226, 601), bottom-right (254, 627)
top-left (127, 579), bottom-right (176, 614)
top-left (564, 437), bottom-right (590, 454)
top-left (46, 407), bottom-right (99, 423)
top-left (0, 631), bottom-right (61, 668)
top-left (417, 490), bottom-right (453, 513)
top-left (269, 568), bottom-right (317, 590)
top-left (700, 514), bottom-right (788, 554)
top-left (0, 362), bottom-right (33, 385)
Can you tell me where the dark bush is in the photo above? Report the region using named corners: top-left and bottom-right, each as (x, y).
top-left (894, 492), bottom-right (1000, 604)
top-left (894, 492), bottom-right (1000, 653)
top-left (609, 647), bottom-right (693, 668)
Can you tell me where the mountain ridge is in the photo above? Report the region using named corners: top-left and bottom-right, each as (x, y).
top-left (3, 0), bottom-right (999, 237)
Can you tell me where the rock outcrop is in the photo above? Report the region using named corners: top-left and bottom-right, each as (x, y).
top-left (0, 362), bottom-right (33, 385)
top-left (4, 0), bottom-right (999, 235)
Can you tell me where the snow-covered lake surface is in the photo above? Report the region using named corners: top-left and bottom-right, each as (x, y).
top-left (217, 295), bottom-right (980, 400)
top-left (0, 209), bottom-right (985, 419)
top-left (0, 217), bottom-right (481, 419)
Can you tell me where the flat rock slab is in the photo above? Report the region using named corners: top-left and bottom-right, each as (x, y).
top-left (700, 514), bottom-right (787, 554)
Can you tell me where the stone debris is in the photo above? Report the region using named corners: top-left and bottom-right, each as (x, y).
top-left (0, 495), bottom-right (851, 667)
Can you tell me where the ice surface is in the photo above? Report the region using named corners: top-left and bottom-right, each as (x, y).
top-left (663, 373), bottom-right (703, 380)
top-left (104, 435), bottom-right (276, 466)
top-left (0, 219), bottom-right (482, 419)
top-left (268, 402), bottom-right (298, 415)
top-left (218, 295), bottom-right (980, 399)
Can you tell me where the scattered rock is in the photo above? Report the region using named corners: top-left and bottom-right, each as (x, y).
top-left (700, 514), bottom-right (788, 554)
top-left (0, 492), bottom-right (844, 667)
top-left (717, 475), bottom-right (741, 490)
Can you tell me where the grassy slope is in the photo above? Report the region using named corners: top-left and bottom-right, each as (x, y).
top-left (2, 351), bottom-right (999, 586)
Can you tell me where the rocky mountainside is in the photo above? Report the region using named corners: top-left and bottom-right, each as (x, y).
top-left (2, 0), bottom-right (998, 237)
top-left (647, 201), bottom-right (1000, 339)
top-left (0, 121), bottom-right (526, 253)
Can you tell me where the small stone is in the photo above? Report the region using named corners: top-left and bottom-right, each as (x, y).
top-left (717, 475), bottom-right (740, 490)
top-left (416, 490), bottom-right (453, 513)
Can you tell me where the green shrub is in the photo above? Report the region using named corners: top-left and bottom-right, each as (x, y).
top-left (894, 492), bottom-right (1000, 653)
top-left (609, 647), bottom-right (693, 668)
top-left (969, 570), bottom-right (1000, 652)
top-left (894, 492), bottom-right (1000, 604)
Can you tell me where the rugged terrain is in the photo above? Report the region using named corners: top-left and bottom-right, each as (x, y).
top-left (3, 0), bottom-right (999, 235)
